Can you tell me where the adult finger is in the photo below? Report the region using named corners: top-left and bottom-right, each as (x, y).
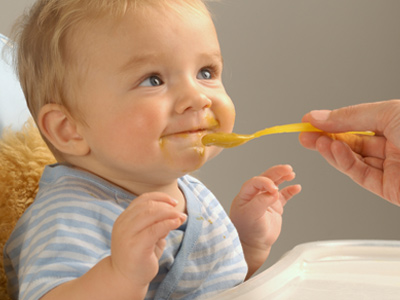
top-left (316, 137), bottom-right (385, 198)
top-left (303, 100), bottom-right (400, 149)
top-left (300, 129), bottom-right (387, 160)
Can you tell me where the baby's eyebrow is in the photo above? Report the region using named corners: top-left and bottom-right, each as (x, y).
top-left (118, 53), bottom-right (159, 74)
top-left (200, 51), bottom-right (224, 66)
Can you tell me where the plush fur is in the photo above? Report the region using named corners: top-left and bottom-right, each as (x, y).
top-left (0, 119), bottom-right (56, 299)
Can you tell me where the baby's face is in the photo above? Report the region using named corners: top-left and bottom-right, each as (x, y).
top-left (70, 4), bottom-right (235, 192)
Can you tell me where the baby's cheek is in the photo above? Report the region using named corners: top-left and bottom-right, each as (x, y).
top-left (220, 104), bottom-right (236, 133)
top-left (219, 93), bottom-right (236, 125)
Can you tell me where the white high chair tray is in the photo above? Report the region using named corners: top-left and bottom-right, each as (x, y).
top-left (210, 240), bottom-right (400, 300)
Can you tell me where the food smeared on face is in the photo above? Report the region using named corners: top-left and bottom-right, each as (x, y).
top-left (159, 115), bottom-right (220, 172)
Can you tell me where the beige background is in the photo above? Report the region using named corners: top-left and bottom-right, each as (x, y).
top-left (1, 0), bottom-right (400, 273)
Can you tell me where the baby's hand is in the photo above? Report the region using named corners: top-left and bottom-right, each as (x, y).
top-left (230, 165), bottom-right (301, 277)
top-left (110, 192), bottom-right (187, 295)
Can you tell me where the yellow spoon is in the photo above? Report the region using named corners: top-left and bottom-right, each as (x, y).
top-left (201, 122), bottom-right (374, 148)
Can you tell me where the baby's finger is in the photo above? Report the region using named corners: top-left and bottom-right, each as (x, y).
top-left (113, 215), bottom-right (186, 278)
top-left (279, 184), bottom-right (302, 205)
top-left (114, 212), bottom-right (186, 248)
top-left (154, 239), bottom-right (167, 260)
top-left (274, 172), bottom-right (296, 186)
top-left (237, 176), bottom-right (279, 202)
top-left (115, 201), bottom-right (186, 237)
top-left (121, 192), bottom-right (181, 229)
top-left (252, 191), bottom-right (280, 214)
top-left (260, 164), bottom-right (295, 185)
top-left (148, 217), bottom-right (186, 241)
top-left (129, 216), bottom-right (186, 261)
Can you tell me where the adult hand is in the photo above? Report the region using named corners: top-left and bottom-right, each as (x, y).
top-left (299, 100), bottom-right (400, 206)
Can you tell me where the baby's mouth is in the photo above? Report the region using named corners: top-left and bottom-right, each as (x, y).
top-left (176, 128), bottom-right (208, 136)
top-left (159, 129), bottom-right (211, 151)
top-left (161, 116), bottom-right (220, 141)
top-left (162, 127), bottom-right (210, 139)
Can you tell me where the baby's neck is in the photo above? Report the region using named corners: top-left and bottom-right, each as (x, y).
top-left (175, 189), bottom-right (187, 214)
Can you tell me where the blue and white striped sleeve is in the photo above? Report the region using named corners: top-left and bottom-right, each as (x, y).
top-left (4, 191), bottom-right (123, 300)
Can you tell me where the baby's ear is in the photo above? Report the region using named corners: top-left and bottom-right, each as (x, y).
top-left (38, 104), bottom-right (89, 156)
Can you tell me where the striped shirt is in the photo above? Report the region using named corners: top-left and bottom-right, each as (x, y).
top-left (4, 164), bottom-right (247, 299)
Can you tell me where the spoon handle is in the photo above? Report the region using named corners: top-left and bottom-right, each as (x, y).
top-left (253, 122), bottom-right (374, 138)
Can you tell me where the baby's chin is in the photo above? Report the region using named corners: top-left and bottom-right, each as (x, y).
top-left (159, 136), bottom-right (217, 173)
top-left (177, 145), bottom-right (224, 176)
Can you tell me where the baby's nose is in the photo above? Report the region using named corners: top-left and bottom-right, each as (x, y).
top-left (174, 86), bottom-right (212, 114)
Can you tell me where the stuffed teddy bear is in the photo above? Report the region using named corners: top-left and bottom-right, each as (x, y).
top-left (0, 119), bottom-right (56, 300)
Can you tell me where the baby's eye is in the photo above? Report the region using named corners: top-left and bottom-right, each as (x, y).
top-left (140, 75), bottom-right (163, 87)
top-left (197, 69), bottom-right (213, 80)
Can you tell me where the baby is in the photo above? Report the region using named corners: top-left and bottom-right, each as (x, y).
top-left (4, 0), bottom-right (301, 299)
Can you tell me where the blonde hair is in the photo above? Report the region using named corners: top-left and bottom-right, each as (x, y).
top-left (11, 0), bottom-right (211, 122)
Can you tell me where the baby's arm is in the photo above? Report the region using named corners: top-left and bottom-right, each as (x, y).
top-left (230, 165), bottom-right (301, 279)
top-left (41, 192), bottom-right (186, 300)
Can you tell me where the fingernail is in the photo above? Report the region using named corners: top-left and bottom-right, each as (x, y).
top-left (180, 213), bottom-right (188, 220)
top-left (310, 110), bottom-right (331, 121)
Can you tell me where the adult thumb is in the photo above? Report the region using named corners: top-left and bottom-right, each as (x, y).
top-left (304, 100), bottom-right (400, 149)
